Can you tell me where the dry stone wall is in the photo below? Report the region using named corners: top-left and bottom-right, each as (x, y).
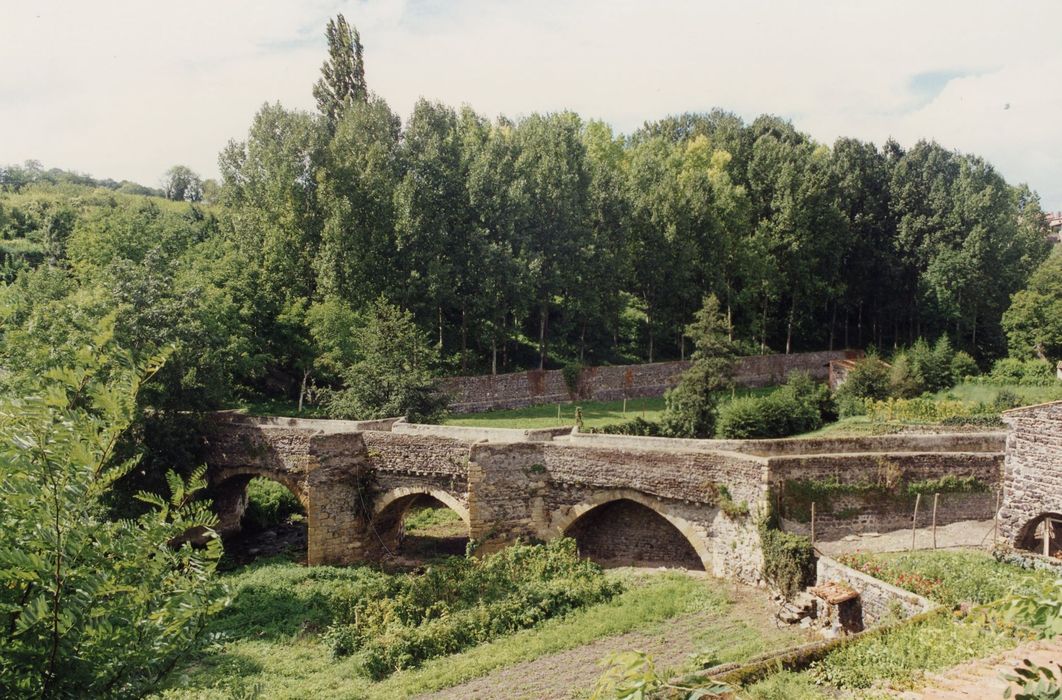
top-left (999, 401), bottom-right (1062, 548)
top-left (441, 350), bottom-right (861, 412)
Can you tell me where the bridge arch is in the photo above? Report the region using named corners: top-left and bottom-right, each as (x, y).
top-left (372, 487), bottom-right (470, 526)
top-left (548, 489), bottom-right (711, 570)
top-left (1015, 511), bottom-right (1062, 557)
top-left (208, 466), bottom-right (309, 538)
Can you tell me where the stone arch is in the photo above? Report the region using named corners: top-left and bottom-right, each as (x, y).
top-left (209, 467), bottom-right (309, 537)
top-left (1015, 512), bottom-right (1062, 556)
top-left (372, 487), bottom-right (470, 526)
top-left (548, 489), bottom-right (711, 570)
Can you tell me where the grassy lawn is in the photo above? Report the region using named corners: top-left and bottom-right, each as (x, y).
top-left (443, 387), bottom-right (777, 430)
top-left (934, 381), bottom-right (1062, 407)
top-left (159, 558), bottom-right (799, 700)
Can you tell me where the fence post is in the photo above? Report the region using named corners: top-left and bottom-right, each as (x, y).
top-left (932, 493), bottom-right (939, 550)
top-left (811, 501), bottom-right (816, 545)
top-left (623, 397), bottom-right (627, 415)
top-left (911, 493), bottom-right (921, 552)
top-left (993, 490), bottom-right (1001, 546)
top-left (557, 403), bottom-right (561, 420)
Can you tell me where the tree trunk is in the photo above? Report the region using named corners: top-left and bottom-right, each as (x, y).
top-left (760, 294), bottom-right (768, 353)
top-left (491, 335), bottom-right (497, 376)
top-left (298, 368), bottom-right (310, 414)
top-left (829, 301), bottom-right (837, 351)
top-left (538, 303), bottom-right (548, 370)
top-left (438, 306), bottom-right (444, 349)
top-left (460, 305), bottom-right (468, 373)
top-left (785, 295), bottom-right (796, 355)
top-left (579, 322), bottom-right (586, 364)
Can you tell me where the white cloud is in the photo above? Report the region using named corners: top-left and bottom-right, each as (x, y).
top-left (2, 0), bottom-right (1060, 207)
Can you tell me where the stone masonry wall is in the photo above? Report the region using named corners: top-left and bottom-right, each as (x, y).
top-left (769, 451), bottom-right (1003, 538)
top-left (1000, 401), bottom-right (1062, 546)
top-left (565, 499), bottom-right (704, 569)
top-left (441, 349), bottom-right (861, 412)
top-left (466, 441), bottom-right (769, 583)
top-left (816, 556), bottom-right (936, 626)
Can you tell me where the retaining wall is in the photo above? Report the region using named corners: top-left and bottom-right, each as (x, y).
top-left (816, 556), bottom-right (937, 626)
top-left (441, 349), bottom-right (861, 413)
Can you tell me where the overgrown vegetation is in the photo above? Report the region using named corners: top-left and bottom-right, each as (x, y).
top-left (324, 539), bottom-right (621, 678)
top-left (837, 550), bottom-right (1057, 607)
top-left (0, 343), bottom-right (227, 697)
top-left (243, 478), bottom-right (304, 531)
top-left (758, 511), bottom-right (815, 597)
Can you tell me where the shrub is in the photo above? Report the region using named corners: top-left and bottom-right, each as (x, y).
top-left (988, 358), bottom-right (1056, 387)
top-left (759, 513), bottom-right (815, 597)
top-left (908, 336), bottom-right (957, 393)
top-left (561, 362), bottom-right (585, 397)
top-left (888, 351), bottom-right (926, 398)
top-left (834, 355), bottom-right (892, 418)
top-left (864, 397), bottom-right (977, 423)
top-left (0, 350), bottom-right (226, 697)
top-left (242, 477), bottom-right (303, 530)
top-left (324, 539), bottom-right (622, 678)
top-left (716, 373), bottom-right (829, 439)
top-left (950, 350), bottom-right (979, 380)
top-left (590, 416), bottom-right (663, 436)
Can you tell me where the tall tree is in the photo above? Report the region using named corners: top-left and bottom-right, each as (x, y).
top-left (313, 14), bottom-right (367, 129)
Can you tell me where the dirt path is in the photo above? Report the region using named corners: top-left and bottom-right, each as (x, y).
top-left (421, 585), bottom-right (809, 700)
top-left (890, 637), bottom-right (1062, 699)
top-left (815, 519), bottom-right (995, 557)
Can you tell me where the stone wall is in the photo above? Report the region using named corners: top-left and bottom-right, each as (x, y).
top-left (768, 451), bottom-right (1003, 538)
top-left (441, 349), bottom-right (861, 413)
top-left (565, 499), bottom-right (704, 569)
top-left (999, 400), bottom-right (1062, 550)
top-left (816, 556), bottom-right (936, 626)
top-left (466, 440), bottom-right (769, 582)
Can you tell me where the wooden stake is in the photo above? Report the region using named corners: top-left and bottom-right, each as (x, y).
top-left (623, 397), bottom-right (627, 415)
top-left (811, 501), bottom-right (816, 544)
top-left (994, 490), bottom-right (1001, 545)
top-left (557, 403), bottom-right (561, 420)
top-left (911, 493), bottom-right (921, 552)
top-left (931, 493), bottom-right (939, 550)
top-left (1045, 518), bottom-right (1052, 558)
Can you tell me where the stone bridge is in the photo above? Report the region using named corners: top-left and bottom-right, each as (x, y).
top-left (205, 413), bottom-right (1006, 584)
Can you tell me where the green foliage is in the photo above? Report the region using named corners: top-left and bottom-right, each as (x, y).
top-left (242, 478), bottom-right (304, 531)
top-left (0, 346), bottom-right (227, 698)
top-left (758, 513), bottom-right (815, 597)
top-left (590, 650), bottom-right (731, 699)
top-left (716, 372), bottom-right (831, 439)
top-left (562, 361), bottom-right (585, 396)
top-left (809, 612), bottom-right (1011, 690)
top-left (325, 297), bottom-right (447, 422)
top-left (951, 350), bottom-right (980, 380)
top-left (660, 295), bottom-right (735, 438)
top-left (324, 539), bottom-right (621, 678)
top-left (837, 550), bottom-right (1057, 608)
top-left (833, 355), bottom-right (892, 417)
top-left (590, 417), bottom-right (665, 436)
top-left (986, 358), bottom-right (1058, 387)
top-left (864, 396), bottom-right (982, 423)
top-left (1003, 658), bottom-right (1062, 700)
top-left (1004, 250), bottom-right (1062, 362)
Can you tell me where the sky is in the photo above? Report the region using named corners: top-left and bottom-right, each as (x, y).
top-left (2, 0), bottom-right (1061, 209)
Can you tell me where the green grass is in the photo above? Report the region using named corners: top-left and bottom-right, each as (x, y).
top-left (935, 381), bottom-right (1062, 407)
top-left (158, 565), bottom-right (745, 699)
top-left (404, 505), bottom-right (462, 534)
top-left (740, 550), bottom-right (1053, 698)
top-left (443, 387), bottom-right (777, 430)
top-left (836, 549), bottom-right (1058, 608)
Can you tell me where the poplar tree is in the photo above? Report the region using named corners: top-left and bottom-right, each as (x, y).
top-left (313, 14), bottom-right (367, 129)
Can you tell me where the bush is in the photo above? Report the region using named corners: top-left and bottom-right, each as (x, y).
top-left (716, 373), bottom-right (830, 439)
top-left (888, 351), bottom-right (926, 398)
top-left (324, 539), bottom-right (622, 678)
top-left (0, 351), bottom-right (226, 697)
top-left (988, 358), bottom-right (1057, 387)
top-left (864, 397), bottom-right (978, 423)
top-left (950, 350), bottom-right (979, 380)
top-left (834, 355), bottom-right (891, 418)
top-left (590, 416), bottom-right (663, 436)
top-left (759, 513), bottom-right (815, 597)
top-left (243, 477), bottom-right (303, 530)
